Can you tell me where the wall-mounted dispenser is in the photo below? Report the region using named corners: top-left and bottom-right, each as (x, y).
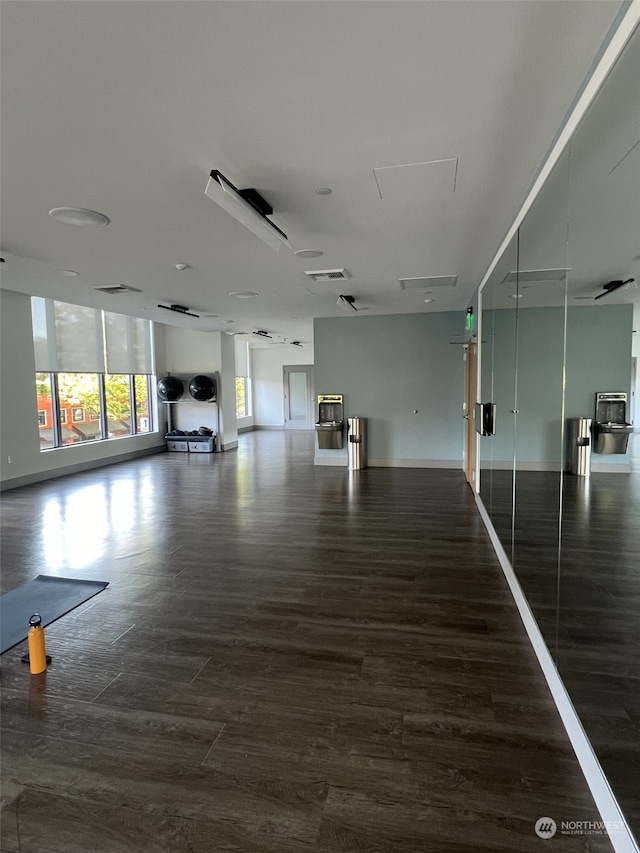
top-left (593, 391), bottom-right (633, 454)
top-left (315, 394), bottom-right (344, 449)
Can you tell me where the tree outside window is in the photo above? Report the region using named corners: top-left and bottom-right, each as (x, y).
top-left (104, 374), bottom-right (132, 437)
top-left (58, 373), bottom-right (101, 443)
top-left (235, 377), bottom-right (247, 417)
top-left (134, 375), bottom-right (151, 433)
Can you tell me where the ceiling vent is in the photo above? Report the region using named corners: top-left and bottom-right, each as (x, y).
top-left (304, 268), bottom-right (349, 283)
top-left (501, 268), bottom-right (570, 284)
top-left (399, 275), bottom-right (457, 290)
top-left (94, 283), bottom-right (142, 295)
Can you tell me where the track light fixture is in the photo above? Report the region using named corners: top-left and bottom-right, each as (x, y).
top-left (204, 170), bottom-right (290, 252)
top-left (337, 294), bottom-right (358, 312)
top-left (594, 278), bottom-right (635, 300)
top-left (158, 303), bottom-right (200, 318)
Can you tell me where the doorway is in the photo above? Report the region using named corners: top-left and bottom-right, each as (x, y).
top-left (283, 365), bottom-right (315, 429)
top-left (463, 340), bottom-right (478, 489)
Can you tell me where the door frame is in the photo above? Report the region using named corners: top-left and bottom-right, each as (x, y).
top-left (463, 339), bottom-right (478, 490)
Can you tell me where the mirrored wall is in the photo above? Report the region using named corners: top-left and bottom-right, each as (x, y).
top-left (479, 24), bottom-right (639, 843)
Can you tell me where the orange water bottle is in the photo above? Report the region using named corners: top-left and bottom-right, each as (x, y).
top-left (27, 613), bottom-right (47, 674)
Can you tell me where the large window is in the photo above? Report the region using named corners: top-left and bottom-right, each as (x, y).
top-left (32, 298), bottom-right (154, 450)
top-left (235, 338), bottom-right (251, 418)
top-left (134, 374), bottom-right (151, 434)
top-left (36, 372), bottom-right (55, 449)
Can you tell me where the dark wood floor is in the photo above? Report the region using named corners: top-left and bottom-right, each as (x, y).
top-left (480, 435), bottom-right (640, 841)
top-left (0, 432), bottom-right (617, 852)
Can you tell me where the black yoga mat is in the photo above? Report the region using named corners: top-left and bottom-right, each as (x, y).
top-left (0, 574), bottom-right (108, 654)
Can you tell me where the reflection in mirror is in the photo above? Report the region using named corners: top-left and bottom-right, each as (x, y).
top-left (479, 23), bottom-right (640, 845)
top-left (479, 236), bottom-right (518, 560)
top-left (558, 26), bottom-right (640, 837)
top-left (511, 148), bottom-right (570, 656)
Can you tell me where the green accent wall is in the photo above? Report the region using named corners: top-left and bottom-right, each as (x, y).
top-left (481, 303), bottom-right (633, 467)
top-left (314, 313), bottom-right (464, 465)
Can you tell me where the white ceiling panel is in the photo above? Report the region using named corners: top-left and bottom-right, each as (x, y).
top-left (0, 1), bottom-right (627, 343)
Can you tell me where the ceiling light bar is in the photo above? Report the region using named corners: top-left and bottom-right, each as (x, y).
top-left (157, 303), bottom-right (200, 318)
top-left (337, 295), bottom-right (358, 312)
top-left (204, 170), bottom-right (289, 252)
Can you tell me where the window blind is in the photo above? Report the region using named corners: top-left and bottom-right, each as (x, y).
top-left (235, 337), bottom-right (249, 377)
top-left (104, 312), bottom-right (153, 374)
top-left (31, 297), bottom-right (153, 374)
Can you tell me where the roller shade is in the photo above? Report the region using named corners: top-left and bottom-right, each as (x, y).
top-left (235, 337), bottom-right (249, 377)
top-left (104, 312), bottom-right (153, 374)
top-left (32, 298), bottom-right (105, 372)
top-left (31, 297), bottom-right (153, 374)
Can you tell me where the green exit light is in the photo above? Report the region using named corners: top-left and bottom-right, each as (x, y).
top-left (465, 307), bottom-right (474, 332)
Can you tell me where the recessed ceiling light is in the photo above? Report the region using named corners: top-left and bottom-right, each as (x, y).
top-left (294, 249), bottom-right (324, 259)
top-left (315, 187), bottom-right (332, 195)
top-left (60, 269), bottom-right (79, 277)
top-left (223, 319), bottom-right (235, 324)
top-left (175, 263), bottom-right (191, 271)
top-left (229, 291), bottom-right (258, 298)
top-left (509, 293), bottom-right (523, 299)
top-left (49, 207), bottom-right (110, 226)
top-left (424, 298), bottom-right (434, 304)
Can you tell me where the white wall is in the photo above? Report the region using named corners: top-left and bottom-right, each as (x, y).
top-left (252, 345), bottom-right (314, 428)
top-left (0, 290), bottom-right (165, 489)
top-left (160, 325), bottom-right (237, 450)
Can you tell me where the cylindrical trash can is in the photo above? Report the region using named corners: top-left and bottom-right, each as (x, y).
top-left (347, 417), bottom-right (366, 470)
top-left (569, 417), bottom-right (592, 476)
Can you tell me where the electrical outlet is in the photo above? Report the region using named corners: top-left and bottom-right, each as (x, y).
top-left (7, 455), bottom-right (12, 463)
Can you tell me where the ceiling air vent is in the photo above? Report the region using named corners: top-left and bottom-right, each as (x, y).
top-left (501, 268), bottom-right (570, 284)
top-left (399, 275), bottom-right (457, 290)
top-left (304, 268), bottom-right (349, 283)
top-left (94, 283), bottom-right (142, 295)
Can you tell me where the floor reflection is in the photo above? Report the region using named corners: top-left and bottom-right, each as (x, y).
top-left (480, 441), bottom-right (640, 836)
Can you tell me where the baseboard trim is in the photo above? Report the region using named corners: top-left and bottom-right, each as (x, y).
top-left (368, 458), bottom-right (461, 469)
top-left (221, 440), bottom-right (238, 452)
top-left (475, 494), bottom-right (638, 853)
top-left (481, 460), bottom-right (631, 474)
top-left (591, 462), bottom-right (632, 473)
top-left (313, 457), bottom-right (462, 469)
top-left (238, 425), bottom-right (255, 434)
top-left (486, 460), bottom-right (562, 472)
top-left (0, 444), bottom-right (166, 492)
top-left (253, 425), bottom-right (284, 431)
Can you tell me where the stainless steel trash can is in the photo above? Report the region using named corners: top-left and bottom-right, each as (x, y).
top-left (569, 417), bottom-right (592, 476)
top-left (347, 417), bottom-right (366, 470)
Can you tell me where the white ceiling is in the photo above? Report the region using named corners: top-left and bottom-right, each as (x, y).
top-left (484, 20), bottom-right (640, 312)
top-left (0, 1), bottom-right (626, 347)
